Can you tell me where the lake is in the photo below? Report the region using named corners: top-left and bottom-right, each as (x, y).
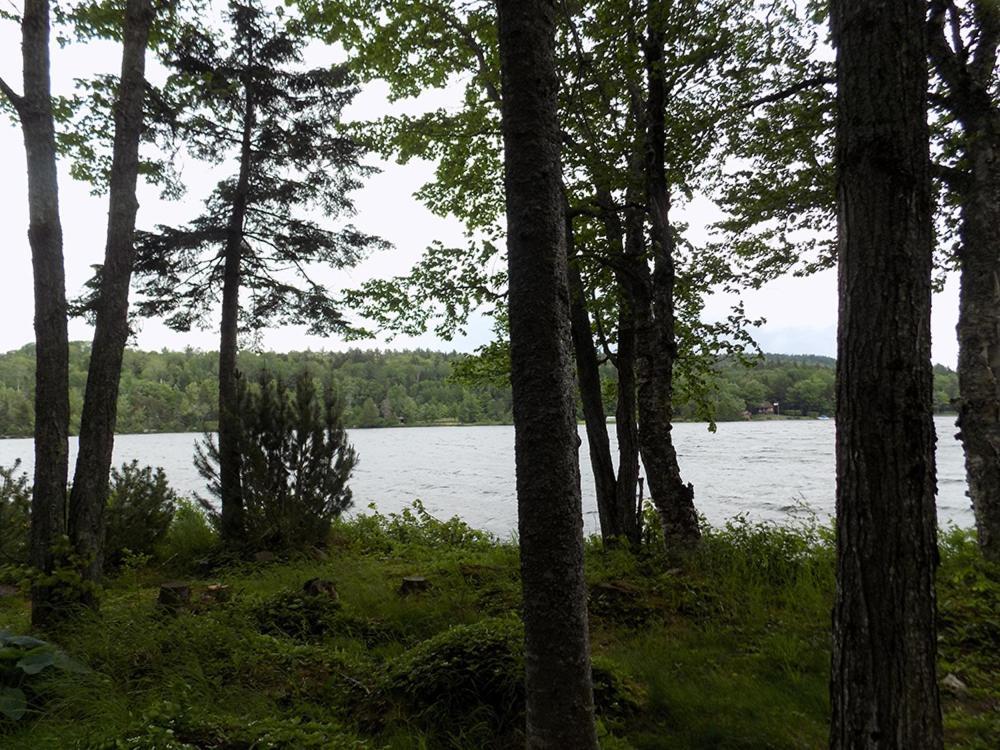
top-left (0, 415), bottom-right (971, 537)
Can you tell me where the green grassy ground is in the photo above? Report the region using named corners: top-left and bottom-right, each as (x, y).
top-left (1, 505), bottom-right (997, 749)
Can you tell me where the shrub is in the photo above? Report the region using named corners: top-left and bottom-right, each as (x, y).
top-left (379, 617), bottom-right (524, 742)
top-left (104, 462), bottom-right (178, 568)
top-left (377, 617), bottom-right (638, 744)
top-left (0, 630), bottom-right (86, 722)
top-left (334, 500), bottom-right (496, 556)
top-left (0, 461), bottom-right (30, 566)
top-left (252, 590), bottom-right (343, 641)
top-left (196, 371), bottom-right (357, 551)
top-left (156, 500), bottom-right (218, 568)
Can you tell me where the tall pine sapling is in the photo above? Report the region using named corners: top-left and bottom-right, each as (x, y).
top-left (131, 0), bottom-right (382, 547)
top-left (195, 371), bottom-right (357, 551)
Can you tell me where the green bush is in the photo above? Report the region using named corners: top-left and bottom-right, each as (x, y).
top-left (377, 617), bottom-right (638, 745)
top-left (0, 462), bottom-right (30, 566)
top-left (196, 371), bottom-right (357, 551)
top-left (0, 630), bottom-right (86, 722)
top-left (379, 617), bottom-right (524, 742)
top-left (252, 589), bottom-right (343, 641)
top-left (334, 500), bottom-right (496, 556)
top-left (104, 462), bottom-right (178, 569)
top-left (156, 500), bottom-right (218, 568)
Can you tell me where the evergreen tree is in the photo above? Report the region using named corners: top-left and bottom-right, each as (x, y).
top-left (195, 371), bottom-right (357, 551)
top-left (132, 0), bottom-right (382, 547)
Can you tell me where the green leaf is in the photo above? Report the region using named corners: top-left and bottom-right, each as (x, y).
top-left (0, 687), bottom-right (27, 720)
top-left (2, 634), bottom-right (46, 649)
top-left (16, 649), bottom-right (57, 675)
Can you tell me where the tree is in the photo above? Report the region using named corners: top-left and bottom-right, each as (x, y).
top-left (927, 0), bottom-right (1000, 562)
top-left (0, 0), bottom-right (71, 626)
top-left (132, 0), bottom-right (381, 547)
top-left (306, 0), bottom-right (789, 550)
top-left (715, 1), bottom-right (1000, 562)
top-left (637, 0), bottom-right (699, 549)
top-left (195, 371), bottom-right (357, 551)
top-left (496, 0), bottom-right (598, 746)
top-left (829, 0), bottom-right (943, 745)
top-left (68, 0), bottom-right (157, 591)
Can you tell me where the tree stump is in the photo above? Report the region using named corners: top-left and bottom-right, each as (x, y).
top-left (157, 582), bottom-right (191, 614)
top-left (302, 578), bottom-right (339, 602)
top-left (399, 576), bottom-right (431, 595)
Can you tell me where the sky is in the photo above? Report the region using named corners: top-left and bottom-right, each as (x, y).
top-left (0, 16), bottom-right (963, 367)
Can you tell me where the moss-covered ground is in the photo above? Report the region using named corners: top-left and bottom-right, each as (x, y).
top-left (1, 504), bottom-right (997, 749)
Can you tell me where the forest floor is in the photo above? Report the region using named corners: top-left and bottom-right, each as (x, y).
top-left (1, 505), bottom-right (997, 749)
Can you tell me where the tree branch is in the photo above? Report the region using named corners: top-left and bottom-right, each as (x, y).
top-left (743, 75), bottom-right (835, 110)
top-left (970, 0), bottom-right (1000, 88)
top-left (0, 76), bottom-right (25, 115)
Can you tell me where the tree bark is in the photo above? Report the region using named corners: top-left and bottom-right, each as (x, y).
top-left (829, 0), bottom-right (943, 746)
top-left (614, 282), bottom-right (642, 547)
top-left (2, 0), bottom-right (71, 627)
top-left (636, 11), bottom-right (700, 551)
top-left (69, 0), bottom-right (155, 590)
top-left (497, 1), bottom-right (598, 747)
top-left (217, 58), bottom-right (256, 549)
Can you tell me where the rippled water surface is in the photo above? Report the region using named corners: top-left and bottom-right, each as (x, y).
top-left (0, 415), bottom-right (970, 536)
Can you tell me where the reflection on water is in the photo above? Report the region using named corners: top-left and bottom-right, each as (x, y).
top-left (0, 415), bottom-right (970, 537)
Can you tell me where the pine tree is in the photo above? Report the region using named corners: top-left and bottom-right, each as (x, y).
top-left (132, 0), bottom-right (382, 547)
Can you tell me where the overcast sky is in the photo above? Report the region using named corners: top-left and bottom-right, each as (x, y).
top-left (0, 18), bottom-right (962, 366)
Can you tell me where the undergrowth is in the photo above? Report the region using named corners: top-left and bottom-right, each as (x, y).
top-left (0, 503), bottom-right (996, 749)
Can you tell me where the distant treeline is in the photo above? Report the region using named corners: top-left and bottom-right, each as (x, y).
top-left (0, 344), bottom-right (958, 437)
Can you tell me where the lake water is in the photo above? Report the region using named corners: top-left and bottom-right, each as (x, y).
top-left (0, 416), bottom-right (971, 537)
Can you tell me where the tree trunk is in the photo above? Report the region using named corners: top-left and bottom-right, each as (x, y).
top-left (937, 0), bottom-right (1000, 563)
top-left (636, 15), bottom-right (700, 550)
top-left (957, 128), bottom-right (1000, 563)
top-left (497, 1), bottom-right (598, 747)
top-left (69, 0), bottom-right (155, 590)
top-left (596, 188), bottom-right (642, 548)
top-left (829, 0), bottom-right (943, 746)
top-left (566, 214), bottom-right (620, 542)
top-left (614, 296), bottom-right (642, 547)
top-left (217, 68), bottom-right (256, 549)
top-left (4, 0), bottom-right (71, 627)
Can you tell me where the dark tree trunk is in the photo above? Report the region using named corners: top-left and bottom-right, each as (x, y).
top-left (0, 0), bottom-right (71, 626)
top-left (635, 17), bottom-right (700, 550)
top-left (928, 0), bottom-right (1000, 562)
top-left (566, 213), bottom-right (620, 542)
top-left (596, 188), bottom-right (642, 548)
top-left (614, 290), bottom-right (642, 547)
top-left (217, 72), bottom-right (255, 548)
top-left (497, 1), bottom-right (598, 747)
top-left (829, 0), bottom-right (943, 746)
top-left (957, 129), bottom-right (1000, 563)
top-left (69, 0), bottom-right (155, 590)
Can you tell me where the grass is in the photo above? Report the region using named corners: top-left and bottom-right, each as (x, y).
top-left (0, 503), bottom-right (997, 749)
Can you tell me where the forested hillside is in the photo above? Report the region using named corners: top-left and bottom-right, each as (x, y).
top-left (0, 344), bottom-right (958, 437)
